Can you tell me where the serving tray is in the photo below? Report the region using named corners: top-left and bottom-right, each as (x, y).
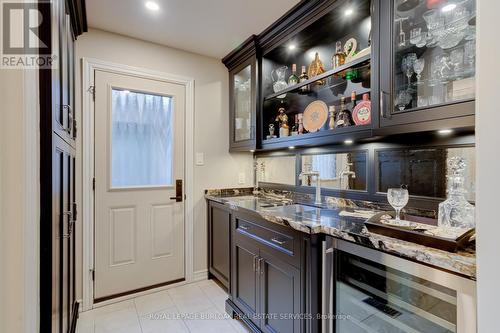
top-left (365, 212), bottom-right (475, 252)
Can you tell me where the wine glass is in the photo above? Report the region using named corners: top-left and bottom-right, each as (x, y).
top-left (413, 58), bottom-right (425, 85)
top-left (395, 89), bottom-right (412, 111)
top-left (402, 53), bottom-right (417, 86)
top-left (387, 187), bottom-right (409, 224)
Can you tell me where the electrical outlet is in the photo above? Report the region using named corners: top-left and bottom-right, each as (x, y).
top-left (238, 172), bottom-right (246, 184)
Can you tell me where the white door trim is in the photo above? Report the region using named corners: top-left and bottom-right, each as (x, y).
top-left (81, 58), bottom-right (195, 311)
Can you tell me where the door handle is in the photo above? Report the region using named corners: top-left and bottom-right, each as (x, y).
top-left (253, 256), bottom-right (258, 272)
top-left (170, 179), bottom-right (183, 202)
top-left (259, 258), bottom-right (264, 275)
top-left (270, 237), bottom-right (286, 245)
top-left (63, 105), bottom-right (73, 134)
top-left (380, 90), bottom-right (391, 119)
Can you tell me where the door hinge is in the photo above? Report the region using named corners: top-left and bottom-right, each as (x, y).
top-left (92, 178), bottom-right (96, 190)
top-left (88, 85), bottom-right (95, 101)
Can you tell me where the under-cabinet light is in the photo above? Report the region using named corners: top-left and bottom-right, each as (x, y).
top-left (288, 44), bottom-right (297, 51)
top-left (441, 3), bottom-right (457, 12)
top-left (344, 139), bottom-right (354, 144)
top-left (123, 90), bottom-right (130, 94)
top-left (438, 129), bottom-right (453, 135)
top-left (250, 150), bottom-right (255, 153)
top-left (288, 146), bottom-right (295, 150)
top-left (345, 8), bottom-right (354, 16)
top-left (145, 1), bottom-right (160, 11)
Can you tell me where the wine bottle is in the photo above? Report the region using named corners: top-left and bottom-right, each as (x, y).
top-left (288, 64), bottom-right (299, 86)
top-left (332, 41), bottom-right (346, 69)
top-left (352, 93), bottom-right (372, 125)
top-left (350, 91), bottom-right (357, 113)
top-left (299, 65), bottom-right (310, 93)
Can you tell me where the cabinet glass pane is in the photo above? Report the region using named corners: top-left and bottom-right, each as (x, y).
top-left (336, 251), bottom-right (458, 332)
top-left (393, 0), bottom-right (476, 114)
top-left (111, 89), bottom-right (173, 188)
top-left (234, 65), bottom-right (252, 142)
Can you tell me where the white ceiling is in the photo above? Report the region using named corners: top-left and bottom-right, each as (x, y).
top-left (85, 0), bottom-right (300, 58)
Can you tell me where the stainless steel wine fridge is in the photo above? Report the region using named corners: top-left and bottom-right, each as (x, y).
top-left (322, 237), bottom-right (476, 333)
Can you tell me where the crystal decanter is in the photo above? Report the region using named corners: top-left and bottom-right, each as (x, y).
top-left (438, 157), bottom-right (475, 229)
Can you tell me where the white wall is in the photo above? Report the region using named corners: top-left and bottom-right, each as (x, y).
top-left (74, 29), bottom-right (254, 301)
top-left (0, 69), bottom-right (39, 333)
top-left (476, 1), bottom-right (500, 332)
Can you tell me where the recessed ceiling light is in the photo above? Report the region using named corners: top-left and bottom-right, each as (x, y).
top-left (345, 8), bottom-right (354, 16)
top-left (438, 129), bottom-right (453, 135)
top-left (145, 1), bottom-right (160, 11)
top-left (344, 139), bottom-right (354, 144)
top-left (441, 3), bottom-right (456, 12)
top-left (288, 44), bottom-right (296, 51)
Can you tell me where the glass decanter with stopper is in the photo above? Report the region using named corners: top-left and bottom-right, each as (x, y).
top-left (438, 157), bottom-right (475, 229)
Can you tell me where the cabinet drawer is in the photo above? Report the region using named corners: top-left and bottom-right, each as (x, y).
top-left (235, 217), bottom-right (300, 267)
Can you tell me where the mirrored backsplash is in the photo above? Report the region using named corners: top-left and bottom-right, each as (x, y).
top-left (255, 136), bottom-right (475, 207)
top-left (256, 155), bottom-right (296, 186)
top-left (301, 152), bottom-right (367, 191)
top-left (377, 146), bottom-right (475, 201)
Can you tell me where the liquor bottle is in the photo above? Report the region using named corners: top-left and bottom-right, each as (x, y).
top-left (332, 41), bottom-right (346, 69)
top-left (288, 64), bottom-right (299, 86)
top-left (328, 105), bottom-right (336, 130)
top-left (291, 114), bottom-right (299, 136)
top-left (299, 65), bottom-right (310, 93)
top-left (352, 93), bottom-right (372, 125)
top-left (335, 97), bottom-right (353, 128)
top-left (298, 113), bottom-right (304, 134)
top-left (350, 91), bottom-right (357, 113)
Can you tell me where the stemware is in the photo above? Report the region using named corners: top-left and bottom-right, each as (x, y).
top-left (396, 17), bottom-right (409, 47)
top-left (395, 90), bottom-right (412, 111)
top-left (387, 187), bottom-right (409, 224)
top-left (402, 53), bottom-right (417, 86)
top-left (413, 57), bottom-right (425, 84)
top-left (409, 27), bottom-right (422, 45)
top-left (464, 40), bottom-right (475, 75)
top-left (450, 48), bottom-right (465, 79)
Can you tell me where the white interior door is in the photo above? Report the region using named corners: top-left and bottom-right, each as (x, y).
top-left (94, 70), bottom-right (185, 300)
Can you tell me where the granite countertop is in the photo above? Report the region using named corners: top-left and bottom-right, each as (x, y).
top-left (205, 190), bottom-right (476, 280)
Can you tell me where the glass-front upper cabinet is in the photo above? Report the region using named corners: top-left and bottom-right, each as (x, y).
top-left (224, 36), bottom-right (258, 152)
top-left (379, 0), bottom-right (476, 128)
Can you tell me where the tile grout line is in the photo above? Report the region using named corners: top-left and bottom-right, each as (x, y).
top-left (132, 298), bottom-right (145, 333)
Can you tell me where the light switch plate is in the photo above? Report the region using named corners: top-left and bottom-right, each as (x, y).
top-left (238, 172), bottom-right (246, 184)
top-left (195, 152), bottom-right (204, 166)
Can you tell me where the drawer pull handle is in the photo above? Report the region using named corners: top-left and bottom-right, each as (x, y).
top-left (271, 237), bottom-right (286, 245)
top-left (239, 225), bottom-right (250, 231)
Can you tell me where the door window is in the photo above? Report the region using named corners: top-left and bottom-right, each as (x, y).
top-left (111, 88), bottom-right (173, 188)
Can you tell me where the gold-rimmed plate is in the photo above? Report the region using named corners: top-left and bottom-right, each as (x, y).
top-left (303, 100), bottom-right (328, 133)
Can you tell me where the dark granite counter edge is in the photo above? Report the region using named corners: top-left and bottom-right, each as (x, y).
top-left (205, 194), bottom-right (476, 280)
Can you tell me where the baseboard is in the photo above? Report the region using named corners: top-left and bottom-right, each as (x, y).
top-left (192, 269), bottom-right (208, 282)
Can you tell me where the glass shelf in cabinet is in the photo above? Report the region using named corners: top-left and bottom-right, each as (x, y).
top-left (264, 54), bottom-right (371, 101)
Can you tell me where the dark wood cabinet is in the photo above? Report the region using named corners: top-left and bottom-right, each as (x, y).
top-left (223, 36), bottom-right (258, 152)
top-left (221, 0), bottom-right (476, 152)
top-left (208, 201), bottom-right (232, 288)
top-left (40, 0), bottom-right (86, 332)
top-left (228, 210), bottom-right (309, 333)
top-left (377, 0), bottom-right (475, 133)
top-left (259, 249), bottom-right (301, 333)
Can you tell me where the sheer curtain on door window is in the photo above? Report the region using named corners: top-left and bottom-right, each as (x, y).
top-left (111, 89), bottom-right (173, 188)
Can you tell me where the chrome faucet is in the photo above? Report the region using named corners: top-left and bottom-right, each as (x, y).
top-left (339, 163), bottom-right (356, 190)
top-left (300, 171), bottom-right (322, 205)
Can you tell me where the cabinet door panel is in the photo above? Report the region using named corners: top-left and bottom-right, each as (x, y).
top-left (209, 203), bottom-right (231, 287)
top-left (379, 0), bottom-right (475, 129)
top-left (232, 234), bottom-right (260, 327)
top-left (259, 250), bottom-right (301, 333)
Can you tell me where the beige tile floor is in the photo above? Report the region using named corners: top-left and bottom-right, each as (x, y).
top-left (77, 279), bottom-right (252, 333)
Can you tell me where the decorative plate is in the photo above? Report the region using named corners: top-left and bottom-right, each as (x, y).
top-left (303, 100), bottom-right (328, 133)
